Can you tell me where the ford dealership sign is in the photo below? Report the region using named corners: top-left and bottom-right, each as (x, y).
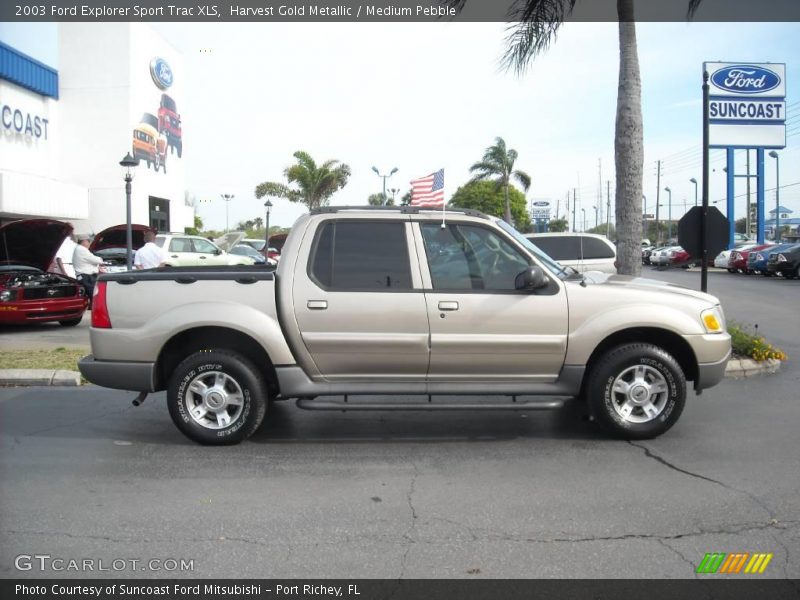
top-left (149, 57), bottom-right (173, 90)
top-left (710, 65), bottom-right (781, 95)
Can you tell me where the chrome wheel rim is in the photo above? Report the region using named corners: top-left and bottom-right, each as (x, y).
top-left (610, 365), bottom-right (669, 424)
top-left (184, 371), bottom-right (244, 430)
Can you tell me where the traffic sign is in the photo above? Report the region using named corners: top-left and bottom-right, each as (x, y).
top-left (678, 206), bottom-right (729, 259)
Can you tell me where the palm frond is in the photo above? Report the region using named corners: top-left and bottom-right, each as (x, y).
top-left (501, 0), bottom-right (576, 75)
top-left (513, 169), bottom-right (532, 191)
top-left (687, 0), bottom-right (704, 19)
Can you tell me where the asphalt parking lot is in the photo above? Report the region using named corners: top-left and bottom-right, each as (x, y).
top-left (0, 269), bottom-right (798, 579)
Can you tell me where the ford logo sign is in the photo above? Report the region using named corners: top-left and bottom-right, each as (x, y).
top-left (532, 201), bottom-right (550, 207)
top-left (711, 65), bottom-right (780, 95)
top-left (149, 57), bottom-right (173, 90)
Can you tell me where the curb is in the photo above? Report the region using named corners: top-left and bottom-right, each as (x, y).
top-left (0, 369), bottom-right (82, 387)
top-left (724, 358), bottom-right (781, 379)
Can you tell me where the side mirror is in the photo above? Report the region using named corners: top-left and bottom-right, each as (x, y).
top-left (515, 265), bottom-right (549, 291)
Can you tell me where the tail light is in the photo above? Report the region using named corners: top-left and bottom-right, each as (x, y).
top-left (778, 254), bottom-right (787, 262)
top-left (91, 281), bottom-right (112, 328)
top-left (756, 253), bottom-right (764, 261)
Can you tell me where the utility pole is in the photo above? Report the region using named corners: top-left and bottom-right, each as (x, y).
top-left (597, 158), bottom-right (603, 225)
top-left (655, 160), bottom-right (662, 244)
top-left (572, 188), bottom-right (577, 232)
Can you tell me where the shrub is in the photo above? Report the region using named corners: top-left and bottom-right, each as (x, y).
top-left (728, 323), bottom-right (788, 362)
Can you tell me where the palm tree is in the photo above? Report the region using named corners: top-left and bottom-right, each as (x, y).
top-left (450, 0), bottom-right (703, 275)
top-left (469, 137), bottom-right (531, 225)
top-left (255, 151), bottom-right (351, 212)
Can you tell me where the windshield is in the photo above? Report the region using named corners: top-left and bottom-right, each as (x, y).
top-left (494, 219), bottom-right (567, 279)
top-left (140, 113), bottom-right (159, 129)
top-left (161, 94), bottom-right (177, 112)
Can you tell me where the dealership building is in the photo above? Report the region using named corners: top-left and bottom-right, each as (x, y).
top-left (0, 24), bottom-right (192, 234)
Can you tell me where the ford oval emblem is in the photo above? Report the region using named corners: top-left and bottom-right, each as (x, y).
top-left (150, 57), bottom-right (173, 90)
top-left (710, 65), bottom-right (780, 95)
top-left (532, 201), bottom-right (550, 207)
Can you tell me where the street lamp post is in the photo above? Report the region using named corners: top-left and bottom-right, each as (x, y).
top-left (581, 208), bottom-right (586, 232)
top-left (119, 152), bottom-right (139, 271)
top-left (664, 187), bottom-right (673, 242)
top-left (371, 166), bottom-right (398, 205)
top-left (592, 205), bottom-right (598, 229)
top-left (689, 177), bottom-right (698, 207)
top-left (264, 199), bottom-right (273, 251)
top-left (769, 151), bottom-right (780, 242)
top-left (221, 194), bottom-right (235, 232)
top-left (388, 187), bottom-right (400, 205)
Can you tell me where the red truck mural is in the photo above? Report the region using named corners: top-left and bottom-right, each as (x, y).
top-left (158, 93), bottom-right (182, 158)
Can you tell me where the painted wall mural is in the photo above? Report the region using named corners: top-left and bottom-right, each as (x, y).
top-left (132, 57), bottom-right (182, 174)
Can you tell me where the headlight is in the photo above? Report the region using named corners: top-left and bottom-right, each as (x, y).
top-left (701, 306), bottom-right (725, 334)
top-left (0, 289), bottom-right (11, 302)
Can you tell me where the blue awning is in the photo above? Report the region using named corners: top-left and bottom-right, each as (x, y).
top-left (0, 41), bottom-right (58, 99)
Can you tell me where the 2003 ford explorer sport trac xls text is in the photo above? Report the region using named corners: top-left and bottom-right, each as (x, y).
top-left (79, 206), bottom-right (731, 445)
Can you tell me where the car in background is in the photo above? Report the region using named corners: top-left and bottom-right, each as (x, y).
top-left (241, 238), bottom-right (281, 261)
top-left (0, 219), bottom-right (88, 326)
top-left (728, 243), bottom-right (774, 274)
top-left (524, 232), bottom-right (617, 273)
top-left (767, 244), bottom-right (800, 279)
top-left (90, 224), bottom-right (152, 273)
top-left (230, 244), bottom-right (277, 268)
top-left (747, 243), bottom-right (799, 276)
top-left (714, 249), bottom-right (732, 269)
top-left (733, 233), bottom-right (755, 246)
top-left (154, 233), bottom-right (255, 267)
top-left (650, 246), bottom-right (680, 267)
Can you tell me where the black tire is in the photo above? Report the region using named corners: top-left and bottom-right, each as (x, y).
top-left (727, 268), bottom-right (736, 273)
top-left (585, 343), bottom-right (686, 440)
top-left (59, 318), bottom-right (82, 327)
top-left (167, 350), bottom-right (268, 445)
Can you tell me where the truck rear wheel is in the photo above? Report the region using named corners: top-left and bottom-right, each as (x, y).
top-left (167, 350), bottom-right (267, 445)
top-left (585, 343), bottom-right (686, 439)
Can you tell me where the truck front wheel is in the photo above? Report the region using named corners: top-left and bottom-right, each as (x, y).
top-left (167, 350), bottom-right (268, 445)
top-left (585, 343), bottom-right (686, 439)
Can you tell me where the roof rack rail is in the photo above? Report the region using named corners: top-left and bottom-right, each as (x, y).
top-left (310, 205), bottom-right (490, 219)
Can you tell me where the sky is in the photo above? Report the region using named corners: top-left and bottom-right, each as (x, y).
top-left (2, 20), bottom-right (799, 231)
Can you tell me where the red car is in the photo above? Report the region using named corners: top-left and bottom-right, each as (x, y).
top-left (728, 243), bottom-right (774, 274)
top-left (158, 93), bottom-right (182, 158)
top-left (90, 223), bottom-right (152, 272)
top-left (0, 219), bottom-right (89, 326)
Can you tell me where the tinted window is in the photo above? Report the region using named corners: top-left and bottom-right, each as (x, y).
top-left (528, 236), bottom-right (581, 261)
top-left (310, 221), bottom-right (411, 290)
top-left (422, 223), bottom-right (529, 291)
top-left (581, 237), bottom-right (615, 259)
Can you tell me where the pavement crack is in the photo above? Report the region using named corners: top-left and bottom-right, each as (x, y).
top-left (397, 463), bottom-right (420, 580)
top-left (626, 441), bottom-right (775, 518)
top-left (655, 538), bottom-right (699, 578)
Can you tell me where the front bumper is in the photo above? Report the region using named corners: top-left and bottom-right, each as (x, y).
top-left (78, 355), bottom-right (157, 392)
top-left (694, 349), bottom-right (731, 392)
top-left (0, 298), bottom-right (87, 324)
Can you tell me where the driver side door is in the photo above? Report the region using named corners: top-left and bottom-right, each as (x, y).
top-left (416, 221), bottom-right (569, 382)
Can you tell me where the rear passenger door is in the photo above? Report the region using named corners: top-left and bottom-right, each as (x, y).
top-left (292, 219), bottom-right (430, 380)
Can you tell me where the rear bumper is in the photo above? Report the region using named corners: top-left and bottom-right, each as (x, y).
top-left (78, 355), bottom-right (156, 392)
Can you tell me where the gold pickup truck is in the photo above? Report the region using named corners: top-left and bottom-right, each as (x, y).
top-left (79, 207), bottom-right (731, 445)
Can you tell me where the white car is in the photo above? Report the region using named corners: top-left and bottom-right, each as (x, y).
top-left (524, 233), bottom-right (617, 274)
top-left (651, 246), bottom-right (680, 266)
top-left (713, 250), bottom-right (732, 269)
top-left (155, 233), bottom-right (255, 267)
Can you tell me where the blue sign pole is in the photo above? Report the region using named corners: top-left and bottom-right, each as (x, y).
top-left (726, 149), bottom-right (735, 249)
top-left (756, 149), bottom-right (766, 244)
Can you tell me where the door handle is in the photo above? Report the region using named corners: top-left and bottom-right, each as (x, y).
top-left (171, 255), bottom-right (178, 258)
top-left (199, 256), bottom-right (207, 259)
top-left (438, 301), bottom-right (459, 311)
top-left (307, 300), bottom-right (328, 310)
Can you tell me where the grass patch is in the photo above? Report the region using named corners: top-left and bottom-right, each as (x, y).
top-left (728, 323), bottom-right (788, 362)
top-left (0, 347), bottom-right (86, 371)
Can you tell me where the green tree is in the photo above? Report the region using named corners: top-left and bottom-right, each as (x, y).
top-left (451, 0), bottom-right (705, 275)
top-left (400, 190), bottom-right (412, 206)
top-left (255, 151), bottom-right (351, 212)
top-left (735, 217), bottom-right (747, 234)
top-left (586, 223), bottom-right (616, 239)
top-left (367, 193), bottom-right (394, 206)
top-left (184, 214), bottom-right (204, 235)
top-left (547, 218), bottom-right (568, 232)
top-left (469, 137), bottom-right (531, 225)
top-left (449, 180), bottom-right (531, 231)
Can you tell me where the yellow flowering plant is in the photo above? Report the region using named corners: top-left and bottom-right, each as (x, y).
top-left (728, 323), bottom-right (788, 362)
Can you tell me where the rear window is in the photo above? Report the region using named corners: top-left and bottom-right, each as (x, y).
top-left (527, 236), bottom-right (581, 261)
top-left (310, 221), bottom-right (411, 290)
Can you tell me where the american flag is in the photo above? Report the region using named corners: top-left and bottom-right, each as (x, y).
top-left (410, 169), bottom-right (445, 207)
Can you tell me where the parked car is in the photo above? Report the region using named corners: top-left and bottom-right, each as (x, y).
top-left (728, 243), bottom-right (774, 274)
top-left (90, 224), bottom-right (152, 273)
top-left (650, 246), bottom-right (680, 267)
top-left (524, 232), bottom-right (617, 273)
top-left (0, 219), bottom-right (88, 326)
top-left (230, 244), bottom-right (277, 268)
top-left (132, 113), bottom-right (168, 173)
top-left (157, 93), bottom-right (182, 158)
top-left (747, 243), bottom-right (798, 276)
top-left (240, 238), bottom-right (281, 261)
top-left (713, 250), bottom-right (732, 269)
top-left (767, 244), bottom-right (800, 279)
top-left (80, 206), bottom-right (730, 445)
top-left (733, 233), bottom-right (755, 246)
top-left (154, 233), bottom-right (254, 267)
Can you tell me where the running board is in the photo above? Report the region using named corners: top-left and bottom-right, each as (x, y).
top-left (295, 398), bottom-right (565, 411)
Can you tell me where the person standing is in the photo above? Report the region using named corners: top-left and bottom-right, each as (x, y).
top-left (73, 235), bottom-right (104, 302)
top-left (133, 230), bottom-right (167, 269)
top-left (53, 232), bottom-right (77, 278)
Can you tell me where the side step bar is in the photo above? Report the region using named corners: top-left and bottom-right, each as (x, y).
top-left (295, 398), bottom-right (565, 411)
